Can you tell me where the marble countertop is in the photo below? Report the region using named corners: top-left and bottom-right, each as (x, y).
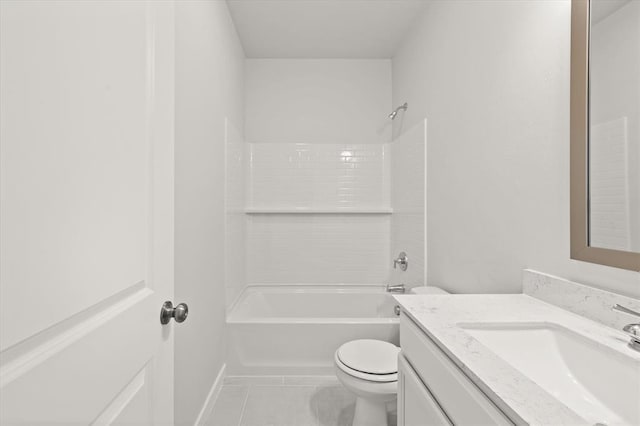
top-left (393, 294), bottom-right (640, 425)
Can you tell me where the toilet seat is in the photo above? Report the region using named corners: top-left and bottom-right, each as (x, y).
top-left (335, 339), bottom-right (399, 383)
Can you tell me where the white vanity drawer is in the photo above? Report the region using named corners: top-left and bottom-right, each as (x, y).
top-left (400, 314), bottom-right (513, 426)
top-left (398, 354), bottom-right (452, 426)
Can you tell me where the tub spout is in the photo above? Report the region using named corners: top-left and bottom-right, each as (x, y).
top-left (386, 284), bottom-right (405, 294)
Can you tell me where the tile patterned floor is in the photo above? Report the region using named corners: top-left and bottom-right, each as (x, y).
top-left (204, 377), bottom-right (397, 426)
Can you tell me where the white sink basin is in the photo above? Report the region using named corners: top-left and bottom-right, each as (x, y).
top-left (459, 322), bottom-right (640, 425)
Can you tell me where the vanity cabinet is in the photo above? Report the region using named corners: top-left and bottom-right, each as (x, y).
top-left (398, 313), bottom-right (514, 426)
top-left (398, 354), bottom-right (451, 425)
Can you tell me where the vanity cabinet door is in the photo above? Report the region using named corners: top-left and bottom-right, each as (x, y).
top-left (400, 314), bottom-right (513, 425)
top-left (398, 354), bottom-right (452, 426)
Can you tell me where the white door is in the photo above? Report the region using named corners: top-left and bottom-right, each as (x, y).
top-left (0, 1), bottom-right (176, 424)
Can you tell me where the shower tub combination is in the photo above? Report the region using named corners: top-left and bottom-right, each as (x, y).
top-left (226, 285), bottom-right (400, 376)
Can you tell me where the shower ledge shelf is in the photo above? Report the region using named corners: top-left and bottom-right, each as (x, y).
top-left (244, 207), bottom-right (393, 214)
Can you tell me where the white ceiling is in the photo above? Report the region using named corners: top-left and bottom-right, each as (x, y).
top-left (226, 0), bottom-right (429, 59)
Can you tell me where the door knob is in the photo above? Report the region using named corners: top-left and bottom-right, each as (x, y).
top-left (160, 301), bottom-right (189, 325)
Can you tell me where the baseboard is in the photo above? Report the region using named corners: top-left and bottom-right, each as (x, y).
top-left (194, 363), bottom-right (226, 426)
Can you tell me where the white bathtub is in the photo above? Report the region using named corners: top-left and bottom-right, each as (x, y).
top-left (226, 285), bottom-right (400, 375)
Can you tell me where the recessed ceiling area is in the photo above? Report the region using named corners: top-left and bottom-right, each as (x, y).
top-left (226, 0), bottom-right (428, 58)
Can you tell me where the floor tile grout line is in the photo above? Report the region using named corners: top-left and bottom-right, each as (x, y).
top-left (235, 385), bottom-right (251, 426)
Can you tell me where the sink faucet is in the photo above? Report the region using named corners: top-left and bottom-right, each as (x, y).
top-left (386, 283), bottom-right (406, 294)
top-left (612, 304), bottom-right (640, 351)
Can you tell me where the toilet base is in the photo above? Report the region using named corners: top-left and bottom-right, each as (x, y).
top-left (353, 396), bottom-right (388, 426)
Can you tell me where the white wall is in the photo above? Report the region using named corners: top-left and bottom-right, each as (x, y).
top-left (392, 0), bottom-right (640, 297)
top-left (245, 59), bottom-right (392, 144)
top-left (174, 1), bottom-right (244, 424)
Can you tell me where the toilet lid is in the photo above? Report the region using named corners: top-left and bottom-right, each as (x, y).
top-left (337, 339), bottom-right (399, 375)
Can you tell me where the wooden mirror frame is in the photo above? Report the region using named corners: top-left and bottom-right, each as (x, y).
top-left (570, 0), bottom-right (640, 271)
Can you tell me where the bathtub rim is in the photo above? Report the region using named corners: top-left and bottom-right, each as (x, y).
top-left (226, 284), bottom-right (400, 325)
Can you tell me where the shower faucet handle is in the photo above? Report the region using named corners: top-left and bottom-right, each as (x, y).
top-left (393, 252), bottom-right (408, 271)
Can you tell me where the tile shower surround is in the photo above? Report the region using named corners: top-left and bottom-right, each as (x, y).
top-left (244, 142), bottom-right (392, 286)
top-left (247, 143), bottom-right (390, 209)
top-left (227, 122), bottom-right (428, 304)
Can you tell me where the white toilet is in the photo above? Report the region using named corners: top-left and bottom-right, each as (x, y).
top-left (334, 286), bottom-right (449, 426)
top-left (334, 339), bottom-right (400, 426)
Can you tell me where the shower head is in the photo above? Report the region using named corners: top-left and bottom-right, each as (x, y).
top-left (389, 102), bottom-right (408, 120)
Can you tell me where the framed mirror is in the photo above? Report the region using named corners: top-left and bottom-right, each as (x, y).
top-left (570, 0), bottom-right (640, 271)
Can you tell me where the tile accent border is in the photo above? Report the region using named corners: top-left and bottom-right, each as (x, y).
top-left (194, 363), bottom-right (226, 426)
top-left (523, 269), bottom-right (640, 330)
